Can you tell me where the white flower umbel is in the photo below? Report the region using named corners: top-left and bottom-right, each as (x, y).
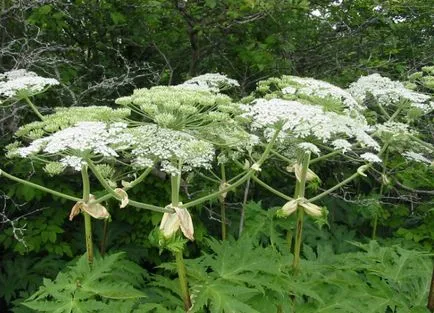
top-left (16, 106), bottom-right (131, 138)
top-left (178, 73), bottom-right (240, 92)
top-left (281, 76), bottom-right (363, 113)
top-left (360, 152), bottom-right (382, 163)
top-left (331, 139), bottom-right (352, 153)
top-left (403, 151), bottom-right (432, 165)
top-left (128, 124), bottom-right (215, 175)
top-left (298, 142), bottom-right (320, 155)
top-left (15, 122), bottom-right (133, 171)
top-left (242, 98), bottom-right (380, 150)
top-left (0, 69), bottom-right (59, 99)
top-left (348, 73), bottom-right (434, 113)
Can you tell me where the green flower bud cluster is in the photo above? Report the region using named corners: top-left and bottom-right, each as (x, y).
top-left (16, 106), bottom-right (131, 138)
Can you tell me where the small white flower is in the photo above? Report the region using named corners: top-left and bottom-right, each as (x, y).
top-left (403, 151), bottom-right (432, 165)
top-left (0, 69), bottom-right (59, 98)
top-left (179, 73), bottom-right (240, 92)
top-left (331, 139), bottom-right (352, 153)
top-left (60, 156), bottom-right (85, 171)
top-left (242, 98), bottom-right (379, 150)
top-left (348, 74), bottom-right (433, 113)
top-left (298, 142), bottom-right (320, 155)
top-left (360, 152), bottom-right (382, 163)
top-left (128, 124), bottom-right (215, 174)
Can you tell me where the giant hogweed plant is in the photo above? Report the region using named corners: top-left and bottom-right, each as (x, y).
top-left (0, 70), bottom-right (433, 312)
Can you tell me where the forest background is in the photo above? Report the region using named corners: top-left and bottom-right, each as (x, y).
top-left (0, 0), bottom-right (433, 312)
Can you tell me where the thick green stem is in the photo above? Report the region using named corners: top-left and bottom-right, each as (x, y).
top-left (251, 174), bottom-right (292, 201)
top-left (183, 128), bottom-right (282, 209)
top-left (308, 165), bottom-right (371, 203)
top-left (175, 251), bottom-right (192, 311)
top-left (292, 152), bottom-right (311, 272)
top-left (0, 168), bottom-right (81, 202)
top-left (171, 169), bottom-right (191, 311)
top-left (81, 164), bottom-right (93, 265)
top-left (372, 150), bottom-right (389, 240)
top-left (220, 164), bottom-right (227, 241)
top-left (86, 160), bottom-right (169, 213)
top-left (310, 150), bottom-right (341, 165)
top-left (24, 96), bottom-right (45, 120)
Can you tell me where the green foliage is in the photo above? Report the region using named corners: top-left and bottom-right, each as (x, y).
top-left (148, 237), bottom-right (432, 312)
top-left (0, 255), bottom-right (65, 305)
top-left (22, 253), bottom-right (146, 312)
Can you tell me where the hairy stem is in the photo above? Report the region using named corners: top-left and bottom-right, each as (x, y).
top-left (292, 152), bottom-right (310, 272)
top-left (100, 219), bottom-right (109, 256)
top-left (308, 165), bottom-right (371, 203)
top-left (175, 251), bottom-right (192, 311)
top-left (86, 160), bottom-right (169, 212)
top-left (238, 177), bottom-right (251, 238)
top-left (24, 96), bottom-right (45, 120)
top-left (182, 128), bottom-right (282, 209)
top-left (81, 164), bottom-right (93, 265)
top-left (372, 149), bottom-right (389, 240)
top-left (171, 170), bottom-right (192, 311)
top-left (220, 164), bottom-right (227, 240)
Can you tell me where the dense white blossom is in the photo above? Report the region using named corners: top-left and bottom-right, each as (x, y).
top-left (16, 122), bottom-right (132, 160)
top-left (60, 156), bottom-right (86, 171)
top-left (178, 73), bottom-right (240, 92)
top-left (331, 139), bottom-right (352, 153)
top-left (402, 151), bottom-right (432, 165)
top-left (128, 124), bottom-right (215, 175)
top-left (360, 152), bottom-right (382, 163)
top-left (348, 74), bottom-right (434, 113)
top-left (242, 98), bottom-right (379, 150)
top-left (281, 76), bottom-right (363, 112)
top-left (298, 142), bottom-right (320, 155)
top-left (0, 69), bottom-right (59, 98)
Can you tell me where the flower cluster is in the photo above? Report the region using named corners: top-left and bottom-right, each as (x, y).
top-left (11, 122), bottom-right (133, 171)
top-left (242, 98), bottom-right (379, 151)
top-left (253, 75), bottom-right (364, 114)
top-left (178, 73), bottom-right (240, 92)
top-left (115, 86), bottom-right (236, 130)
top-left (348, 73), bottom-right (434, 113)
top-left (16, 106), bottom-right (131, 139)
top-left (0, 69), bottom-right (59, 99)
top-left (402, 151), bottom-right (432, 165)
top-left (128, 124), bottom-right (215, 175)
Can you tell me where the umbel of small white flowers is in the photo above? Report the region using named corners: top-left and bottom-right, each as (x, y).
top-left (250, 75), bottom-right (365, 115)
top-left (241, 98), bottom-right (380, 156)
top-left (0, 69), bottom-right (59, 99)
top-left (348, 73), bottom-right (434, 113)
top-left (8, 121), bottom-right (217, 176)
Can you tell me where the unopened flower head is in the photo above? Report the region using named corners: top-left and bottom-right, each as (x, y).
top-left (242, 98), bottom-right (380, 151)
top-left (348, 74), bottom-right (434, 113)
top-left (115, 86), bottom-right (238, 131)
top-left (0, 69), bottom-right (59, 99)
top-left (13, 122), bottom-right (133, 172)
top-left (16, 106), bottom-right (131, 138)
top-left (128, 124), bottom-right (215, 175)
